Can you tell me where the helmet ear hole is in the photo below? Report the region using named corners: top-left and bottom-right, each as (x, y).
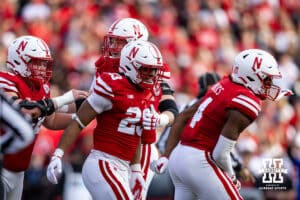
top-left (246, 76), bottom-right (255, 82)
top-left (14, 60), bottom-right (20, 65)
top-left (125, 65), bottom-right (131, 71)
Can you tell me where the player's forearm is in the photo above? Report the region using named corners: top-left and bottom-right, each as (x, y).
top-left (56, 100), bottom-right (97, 152)
top-left (130, 140), bottom-right (141, 165)
top-left (57, 121), bottom-right (82, 152)
top-left (164, 117), bottom-right (185, 157)
top-left (43, 113), bottom-right (72, 130)
top-left (164, 103), bottom-right (198, 157)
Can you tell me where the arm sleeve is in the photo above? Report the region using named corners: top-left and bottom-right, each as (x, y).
top-left (87, 74), bottom-right (116, 113)
top-left (160, 82), bottom-right (174, 95)
top-left (87, 92), bottom-right (112, 114)
top-left (212, 135), bottom-right (236, 177)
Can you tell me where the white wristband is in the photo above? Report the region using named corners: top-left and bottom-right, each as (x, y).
top-left (56, 105), bottom-right (69, 112)
top-left (54, 148), bottom-right (64, 158)
top-left (53, 90), bottom-right (74, 109)
top-left (130, 164), bottom-right (142, 172)
top-left (158, 113), bottom-right (169, 127)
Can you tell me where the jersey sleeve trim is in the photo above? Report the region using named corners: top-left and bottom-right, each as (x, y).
top-left (87, 93), bottom-right (112, 114)
top-left (232, 94), bottom-right (261, 117)
top-left (0, 77), bottom-right (18, 93)
top-left (94, 76), bottom-right (114, 98)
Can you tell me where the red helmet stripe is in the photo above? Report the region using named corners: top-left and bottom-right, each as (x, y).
top-left (133, 24), bottom-right (143, 38)
top-left (40, 39), bottom-right (51, 58)
top-left (108, 18), bottom-right (122, 34)
top-left (150, 43), bottom-right (162, 65)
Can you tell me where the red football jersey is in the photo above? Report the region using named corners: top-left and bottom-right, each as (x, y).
top-left (181, 76), bottom-right (261, 152)
top-left (89, 72), bottom-right (154, 161)
top-left (94, 57), bottom-right (168, 145)
top-left (95, 55), bottom-right (119, 74)
top-left (0, 71), bottom-right (50, 172)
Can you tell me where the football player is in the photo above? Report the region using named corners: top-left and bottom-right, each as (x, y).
top-left (150, 49), bottom-right (292, 199)
top-left (46, 40), bottom-right (165, 199)
top-left (90, 18), bottom-right (178, 200)
top-left (0, 35), bottom-right (88, 200)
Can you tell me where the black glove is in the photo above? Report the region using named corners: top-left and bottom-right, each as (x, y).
top-left (19, 99), bottom-right (55, 117)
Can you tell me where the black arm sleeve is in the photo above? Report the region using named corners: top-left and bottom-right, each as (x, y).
top-left (158, 99), bottom-right (179, 117)
top-left (160, 82), bottom-right (174, 95)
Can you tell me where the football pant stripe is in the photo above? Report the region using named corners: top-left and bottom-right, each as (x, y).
top-left (205, 151), bottom-right (243, 200)
top-left (98, 160), bottom-right (130, 200)
top-left (221, 169), bottom-right (243, 199)
top-left (141, 144), bottom-right (151, 180)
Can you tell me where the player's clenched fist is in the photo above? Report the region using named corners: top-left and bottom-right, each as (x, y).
top-left (150, 156), bottom-right (168, 174)
top-left (143, 105), bottom-right (169, 130)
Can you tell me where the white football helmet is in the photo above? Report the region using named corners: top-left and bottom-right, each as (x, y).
top-left (6, 35), bottom-right (53, 84)
top-left (119, 40), bottom-right (163, 90)
top-left (231, 49), bottom-right (282, 100)
top-left (102, 18), bottom-right (149, 67)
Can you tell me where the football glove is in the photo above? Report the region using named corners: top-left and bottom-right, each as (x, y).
top-left (150, 156), bottom-right (168, 174)
top-left (19, 99), bottom-right (55, 117)
top-left (275, 89), bottom-right (293, 101)
top-left (130, 164), bottom-right (145, 200)
top-left (143, 105), bottom-right (169, 130)
top-left (46, 148), bottom-right (64, 184)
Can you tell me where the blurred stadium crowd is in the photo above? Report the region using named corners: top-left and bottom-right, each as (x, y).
top-left (1, 0), bottom-right (300, 199)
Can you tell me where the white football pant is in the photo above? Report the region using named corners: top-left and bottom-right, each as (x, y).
top-left (1, 168), bottom-right (24, 200)
top-left (82, 149), bottom-right (133, 200)
top-left (140, 143), bottom-right (159, 200)
top-left (168, 144), bottom-right (243, 200)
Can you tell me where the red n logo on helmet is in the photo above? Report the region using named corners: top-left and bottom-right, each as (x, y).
top-left (126, 47), bottom-right (139, 61)
top-left (150, 44), bottom-right (162, 65)
top-left (40, 39), bottom-right (51, 58)
top-left (16, 41), bottom-right (28, 55)
top-left (252, 57), bottom-right (262, 71)
top-left (133, 25), bottom-right (143, 39)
